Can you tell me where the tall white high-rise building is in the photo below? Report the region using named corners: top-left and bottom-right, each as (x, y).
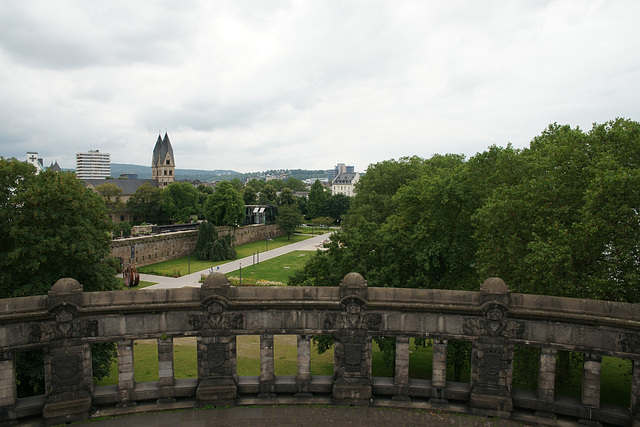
top-left (76, 150), bottom-right (111, 179)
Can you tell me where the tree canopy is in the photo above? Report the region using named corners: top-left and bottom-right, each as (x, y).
top-left (0, 159), bottom-right (118, 298)
top-left (306, 179), bottom-right (328, 219)
top-left (126, 183), bottom-right (167, 223)
top-left (195, 221), bottom-right (236, 261)
top-left (292, 118), bottom-right (640, 303)
top-left (162, 182), bottom-right (200, 223)
top-left (95, 182), bottom-right (125, 212)
top-left (203, 181), bottom-right (245, 226)
top-left (277, 204), bottom-right (304, 240)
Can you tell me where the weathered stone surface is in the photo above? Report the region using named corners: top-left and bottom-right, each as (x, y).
top-left (1, 274), bottom-right (639, 426)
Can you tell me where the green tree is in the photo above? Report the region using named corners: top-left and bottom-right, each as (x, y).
top-left (196, 185), bottom-right (214, 208)
top-left (284, 177), bottom-right (306, 191)
top-left (278, 187), bottom-right (296, 206)
top-left (325, 193), bottom-right (351, 224)
top-left (344, 156), bottom-right (426, 228)
top-left (277, 204), bottom-right (304, 240)
top-left (203, 181), bottom-right (245, 226)
top-left (126, 183), bottom-right (166, 223)
top-left (474, 119), bottom-right (640, 302)
top-left (0, 159), bottom-right (118, 395)
top-left (95, 182), bottom-right (125, 212)
top-left (162, 182), bottom-right (200, 223)
top-left (0, 163), bottom-right (118, 297)
top-left (195, 221), bottom-right (236, 261)
top-left (246, 178), bottom-right (265, 192)
top-left (229, 178), bottom-right (245, 193)
top-left (258, 184), bottom-right (277, 205)
top-left (306, 179), bottom-right (328, 219)
top-left (243, 186), bottom-right (257, 205)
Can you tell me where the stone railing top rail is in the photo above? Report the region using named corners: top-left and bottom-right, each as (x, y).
top-left (1, 275), bottom-right (640, 327)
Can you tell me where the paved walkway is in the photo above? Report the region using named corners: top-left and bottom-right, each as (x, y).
top-left (142, 232), bottom-right (332, 290)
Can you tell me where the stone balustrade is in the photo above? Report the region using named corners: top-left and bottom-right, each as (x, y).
top-left (1, 274), bottom-right (639, 426)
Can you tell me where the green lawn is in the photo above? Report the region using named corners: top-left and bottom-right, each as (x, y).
top-left (115, 277), bottom-right (157, 289)
top-left (295, 226), bottom-right (339, 235)
top-left (235, 234), bottom-right (312, 258)
top-left (95, 338), bottom-right (630, 407)
top-left (137, 235), bottom-right (312, 277)
top-left (226, 251), bottom-right (311, 285)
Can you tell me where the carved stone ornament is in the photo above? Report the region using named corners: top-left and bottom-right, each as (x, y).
top-left (53, 354), bottom-right (79, 380)
top-left (462, 303), bottom-right (524, 338)
top-left (344, 343), bottom-right (363, 372)
top-left (27, 306), bottom-right (98, 343)
top-left (483, 346), bottom-right (503, 381)
top-left (323, 297), bottom-right (382, 330)
top-left (619, 332), bottom-right (640, 354)
top-left (207, 343), bottom-right (227, 368)
top-left (188, 302), bottom-right (243, 331)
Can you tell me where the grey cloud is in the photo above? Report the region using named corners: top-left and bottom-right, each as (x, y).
top-left (0, 2), bottom-right (194, 69)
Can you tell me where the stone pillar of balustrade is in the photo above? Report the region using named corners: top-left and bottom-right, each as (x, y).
top-left (157, 337), bottom-right (175, 404)
top-left (578, 353), bottom-right (602, 425)
top-left (0, 352), bottom-right (17, 425)
top-left (429, 338), bottom-right (448, 405)
top-left (632, 360), bottom-right (640, 425)
top-left (536, 347), bottom-right (557, 418)
top-left (42, 279), bottom-right (95, 425)
top-left (468, 277), bottom-right (519, 419)
top-left (196, 335), bottom-right (237, 405)
top-left (117, 339), bottom-right (136, 408)
top-left (195, 273), bottom-right (240, 407)
top-left (332, 273), bottom-right (374, 406)
top-left (295, 335), bottom-right (313, 398)
top-left (258, 334), bottom-right (276, 398)
top-left (392, 337), bottom-right (410, 401)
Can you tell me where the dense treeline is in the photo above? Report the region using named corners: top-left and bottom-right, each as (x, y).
top-left (291, 118), bottom-right (640, 304)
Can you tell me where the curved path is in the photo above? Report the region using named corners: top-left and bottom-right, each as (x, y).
top-left (142, 232), bottom-right (332, 290)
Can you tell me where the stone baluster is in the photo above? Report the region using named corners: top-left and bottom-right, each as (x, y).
top-left (537, 347), bottom-right (557, 403)
top-left (631, 360), bottom-right (640, 424)
top-left (430, 338), bottom-right (448, 405)
top-left (258, 334), bottom-right (276, 398)
top-left (534, 347), bottom-right (557, 418)
top-left (582, 353), bottom-right (602, 408)
top-left (0, 352), bottom-right (17, 425)
top-left (117, 340), bottom-right (136, 408)
top-left (295, 335), bottom-right (312, 398)
top-left (157, 337), bottom-right (175, 404)
top-left (392, 337), bottom-right (410, 401)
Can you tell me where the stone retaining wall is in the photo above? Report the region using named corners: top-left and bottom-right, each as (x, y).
top-left (110, 224), bottom-right (284, 269)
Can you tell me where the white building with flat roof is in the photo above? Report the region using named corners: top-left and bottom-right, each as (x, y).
top-left (76, 150), bottom-right (110, 179)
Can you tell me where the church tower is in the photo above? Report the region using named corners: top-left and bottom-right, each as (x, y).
top-left (152, 132), bottom-right (175, 186)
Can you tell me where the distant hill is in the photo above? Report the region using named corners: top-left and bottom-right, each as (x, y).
top-left (109, 163), bottom-right (325, 182)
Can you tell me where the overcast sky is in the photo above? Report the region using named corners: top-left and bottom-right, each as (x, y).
top-left (1, 1), bottom-right (639, 173)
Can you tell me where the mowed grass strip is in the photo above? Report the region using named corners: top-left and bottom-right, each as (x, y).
top-left (115, 277), bottom-right (157, 289)
top-left (137, 235), bottom-right (312, 277)
top-left (227, 251), bottom-right (311, 285)
top-left (94, 338), bottom-right (631, 407)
